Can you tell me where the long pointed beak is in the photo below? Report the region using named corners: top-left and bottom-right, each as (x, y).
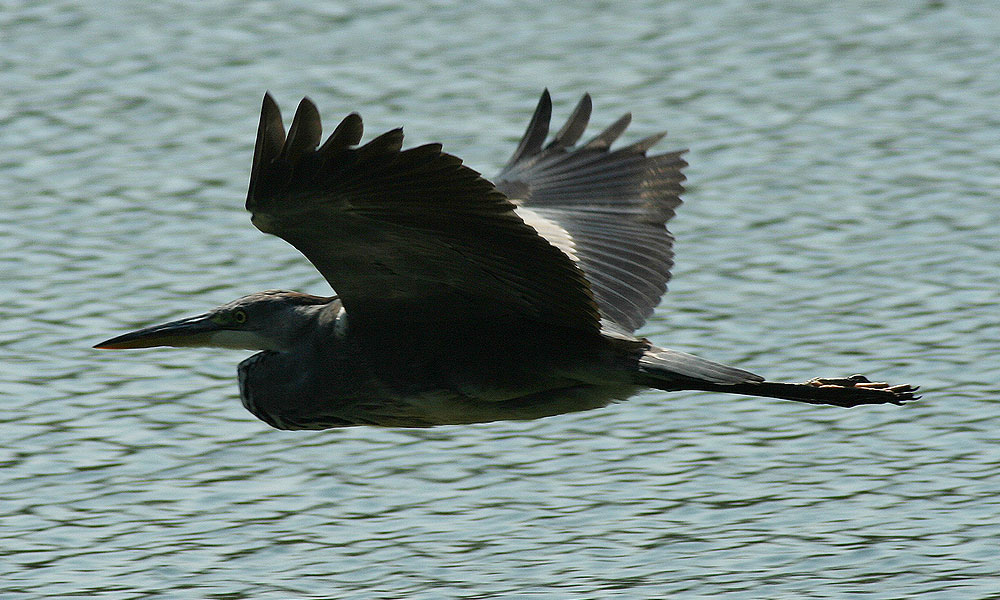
top-left (94, 313), bottom-right (222, 350)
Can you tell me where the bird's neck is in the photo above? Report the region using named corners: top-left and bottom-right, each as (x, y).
top-left (284, 300), bottom-right (347, 351)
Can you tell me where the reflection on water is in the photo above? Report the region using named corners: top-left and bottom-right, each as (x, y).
top-left (3, 0), bottom-right (999, 597)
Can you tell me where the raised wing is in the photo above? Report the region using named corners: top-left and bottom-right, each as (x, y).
top-left (246, 94), bottom-right (600, 334)
top-left (496, 90), bottom-right (686, 333)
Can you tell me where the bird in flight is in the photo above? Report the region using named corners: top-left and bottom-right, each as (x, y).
top-left (96, 91), bottom-right (917, 429)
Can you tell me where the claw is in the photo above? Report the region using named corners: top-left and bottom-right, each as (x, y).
top-left (806, 374), bottom-right (920, 404)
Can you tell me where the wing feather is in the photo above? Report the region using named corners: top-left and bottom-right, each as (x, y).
top-left (246, 94), bottom-right (600, 334)
top-left (497, 92), bottom-right (686, 332)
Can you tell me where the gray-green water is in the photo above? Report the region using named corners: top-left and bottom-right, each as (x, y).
top-left (3, 1), bottom-right (999, 597)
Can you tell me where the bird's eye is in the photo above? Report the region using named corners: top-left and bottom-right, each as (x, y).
top-left (233, 309), bottom-right (247, 324)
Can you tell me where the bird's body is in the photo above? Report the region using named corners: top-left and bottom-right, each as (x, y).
top-left (97, 91), bottom-right (917, 428)
top-left (232, 293), bottom-right (642, 428)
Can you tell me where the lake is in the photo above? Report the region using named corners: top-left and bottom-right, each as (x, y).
top-left (3, 0), bottom-right (998, 597)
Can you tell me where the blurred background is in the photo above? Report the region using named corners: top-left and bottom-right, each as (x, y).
top-left (2, 0), bottom-right (998, 597)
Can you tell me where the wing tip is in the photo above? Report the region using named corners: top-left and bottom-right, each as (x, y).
top-left (502, 89), bottom-right (554, 169)
top-left (319, 112), bottom-right (365, 154)
top-left (250, 94), bottom-right (406, 209)
top-left (281, 97), bottom-right (323, 161)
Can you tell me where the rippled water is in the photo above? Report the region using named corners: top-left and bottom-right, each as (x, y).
top-left (3, 0), bottom-right (999, 597)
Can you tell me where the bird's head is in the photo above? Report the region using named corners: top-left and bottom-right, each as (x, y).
top-left (95, 290), bottom-right (335, 352)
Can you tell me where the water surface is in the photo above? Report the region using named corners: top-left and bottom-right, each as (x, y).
top-left (3, 1), bottom-right (999, 597)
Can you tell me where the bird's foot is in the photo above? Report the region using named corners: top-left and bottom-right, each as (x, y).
top-left (806, 374), bottom-right (920, 404)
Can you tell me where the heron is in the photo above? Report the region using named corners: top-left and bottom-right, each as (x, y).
top-left (96, 91), bottom-right (917, 429)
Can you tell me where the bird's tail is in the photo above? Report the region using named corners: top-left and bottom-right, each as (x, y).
top-left (635, 346), bottom-right (918, 408)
